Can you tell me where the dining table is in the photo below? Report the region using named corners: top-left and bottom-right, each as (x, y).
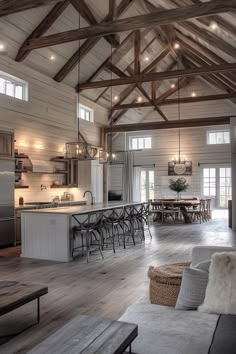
top-left (151, 199), bottom-right (200, 224)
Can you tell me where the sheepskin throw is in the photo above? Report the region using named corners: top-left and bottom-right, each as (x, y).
top-left (199, 252), bottom-right (236, 315)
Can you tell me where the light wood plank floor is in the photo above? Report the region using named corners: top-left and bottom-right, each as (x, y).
top-left (0, 210), bottom-right (235, 354)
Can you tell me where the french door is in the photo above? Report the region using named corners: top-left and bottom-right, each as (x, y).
top-left (140, 169), bottom-right (154, 202)
top-left (202, 166), bottom-right (231, 208)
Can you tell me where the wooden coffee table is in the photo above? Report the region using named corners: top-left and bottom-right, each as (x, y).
top-left (27, 315), bottom-right (138, 354)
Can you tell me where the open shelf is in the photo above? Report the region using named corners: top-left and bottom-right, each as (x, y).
top-left (15, 185), bottom-right (29, 189)
top-left (50, 185), bottom-right (77, 189)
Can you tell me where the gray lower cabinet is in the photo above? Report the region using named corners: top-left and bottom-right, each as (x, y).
top-left (15, 216), bottom-right (21, 245)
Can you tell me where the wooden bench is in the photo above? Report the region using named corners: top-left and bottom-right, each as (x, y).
top-left (27, 315), bottom-right (138, 354)
top-left (0, 281), bottom-right (48, 323)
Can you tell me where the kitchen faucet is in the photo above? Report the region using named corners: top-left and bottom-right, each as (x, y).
top-left (83, 190), bottom-right (95, 205)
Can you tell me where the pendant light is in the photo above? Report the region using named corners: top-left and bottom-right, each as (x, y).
top-left (65, 12), bottom-right (97, 160)
top-left (99, 42), bottom-right (117, 164)
top-left (173, 74), bottom-right (186, 164)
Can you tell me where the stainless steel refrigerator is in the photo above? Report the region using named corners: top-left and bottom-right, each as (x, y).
top-left (0, 158), bottom-right (15, 247)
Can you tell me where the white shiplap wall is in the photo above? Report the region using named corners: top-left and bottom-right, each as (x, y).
top-left (0, 56), bottom-right (106, 205)
top-left (109, 78), bottom-right (234, 200)
top-left (109, 125), bottom-right (231, 200)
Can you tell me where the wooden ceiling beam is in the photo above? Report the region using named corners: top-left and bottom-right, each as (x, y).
top-left (112, 93), bottom-right (236, 109)
top-left (183, 50), bottom-right (236, 92)
top-left (109, 0), bottom-right (117, 20)
top-left (176, 30), bottom-right (236, 80)
top-left (178, 37), bottom-right (236, 87)
top-left (109, 61), bottom-right (176, 124)
top-left (180, 21), bottom-right (236, 59)
top-left (173, 0), bottom-right (236, 37)
top-left (107, 47), bottom-right (171, 121)
top-left (104, 116), bottom-right (232, 133)
top-left (106, 62), bottom-right (129, 78)
top-left (183, 57), bottom-right (235, 93)
top-left (134, 30), bottom-right (141, 74)
top-left (69, 0), bottom-right (119, 47)
top-left (94, 31), bottom-right (156, 103)
top-left (25, 0), bottom-right (236, 49)
top-left (54, 0), bottom-right (135, 82)
top-left (78, 62), bottom-right (236, 90)
top-left (137, 83), bottom-right (168, 121)
top-left (143, 0), bottom-right (184, 68)
top-left (15, 0), bottom-right (69, 62)
top-left (0, 0), bottom-right (64, 16)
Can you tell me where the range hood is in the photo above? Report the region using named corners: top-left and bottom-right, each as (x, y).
top-left (30, 159), bottom-right (54, 174)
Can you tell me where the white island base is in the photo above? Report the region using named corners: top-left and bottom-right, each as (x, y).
top-left (21, 213), bottom-right (72, 262)
top-left (21, 202), bottom-right (137, 262)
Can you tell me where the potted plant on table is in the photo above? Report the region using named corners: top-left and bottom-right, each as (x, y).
top-left (169, 177), bottom-right (189, 200)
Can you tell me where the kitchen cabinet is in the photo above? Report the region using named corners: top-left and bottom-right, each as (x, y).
top-left (0, 131), bottom-right (14, 158)
top-left (78, 160), bottom-right (103, 203)
top-left (15, 215), bottom-right (21, 245)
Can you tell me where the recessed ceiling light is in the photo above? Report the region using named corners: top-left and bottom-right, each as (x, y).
top-left (210, 21), bottom-right (218, 30)
top-left (191, 92), bottom-right (196, 97)
top-left (0, 43), bottom-right (5, 51)
top-left (174, 42), bottom-right (180, 50)
top-left (114, 95), bottom-right (119, 101)
top-left (50, 55), bottom-right (55, 60)
top-left (171, 83), bottom-right (176, 89)
top-left (137, 96), bottom-right (143, 103)
top-left (144, 56), bottom-right (150, 62)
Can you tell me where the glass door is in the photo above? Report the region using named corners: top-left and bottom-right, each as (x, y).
top-left (202, 166), bottom-right (231, 208)
top-left (219, 167), bottom-right (232, 208)
top-left (140, 169), bottom-right (154, 202)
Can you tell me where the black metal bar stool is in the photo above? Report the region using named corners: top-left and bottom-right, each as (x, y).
top-left (72, 211), bottom-right (104, 263)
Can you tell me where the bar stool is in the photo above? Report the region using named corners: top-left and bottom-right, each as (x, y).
top-left (102, 207), bottom-right (124, 253)
top-left (72, 211), bottom-right (104, 263)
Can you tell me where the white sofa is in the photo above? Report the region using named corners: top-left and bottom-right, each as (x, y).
top-left (119, 246), bottom-right (236, 354)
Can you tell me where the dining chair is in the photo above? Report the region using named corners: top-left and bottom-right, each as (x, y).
top-left (187, 199), bottom-right (207, 223)
top-left (157, 202), bottom-right (176, 224)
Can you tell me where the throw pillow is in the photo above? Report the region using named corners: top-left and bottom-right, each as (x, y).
top-left (175, 266), bottom-right (209, 310)
top-left (193, 259), bottom-right (211, 272)
top-left (199, 252), bottom-right (236, 315)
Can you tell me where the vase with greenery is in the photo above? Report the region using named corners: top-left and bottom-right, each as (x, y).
top-left (169, 177), bottom-right (190, 200)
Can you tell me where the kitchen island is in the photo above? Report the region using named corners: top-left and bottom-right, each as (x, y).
top-left (21, 202), bottom-right (138, 262)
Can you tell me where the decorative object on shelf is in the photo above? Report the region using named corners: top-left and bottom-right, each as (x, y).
top-left (169, 177), bottom-right (190, 200)
top-left (19, 196), bottom-right (24, 206)
top-left (168, 69), bottom-right (192, 176)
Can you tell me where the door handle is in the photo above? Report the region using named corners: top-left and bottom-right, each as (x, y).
top-left (0, 217), bottom-right (15, 222)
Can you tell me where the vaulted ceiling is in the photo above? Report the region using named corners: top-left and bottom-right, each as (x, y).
top-left (0, 0), bottom-right (236, 126)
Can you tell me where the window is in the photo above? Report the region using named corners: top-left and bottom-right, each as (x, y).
top-left (129, 136), bottom-right (152, 150)
top-left (0, 71), bottom-right (28, 101)
top-left (141, 169), bottom-right (155, 202)
top-left (207, 130), bottom-right (230, 145)
top-left (203, 168), bottom-right (216, 197)
top-left (202, 166), bottom-right (232, 208)
top-left (78, 104), bottom-right (94, 122)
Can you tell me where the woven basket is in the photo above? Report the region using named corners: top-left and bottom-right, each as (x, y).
top-left (148, 262), bottom-right (191, 307)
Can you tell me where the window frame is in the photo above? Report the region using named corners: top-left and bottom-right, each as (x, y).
top-left (201, 164), bottom-right (232, 208)
top-left (206, 129), bottom-right (230, 145)
top-left (129, 136), bottom-right (152, 150)
top-left (0, 71), bottom-right (29, 101)
top-left (78, 103), bottom-right (94, 123)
